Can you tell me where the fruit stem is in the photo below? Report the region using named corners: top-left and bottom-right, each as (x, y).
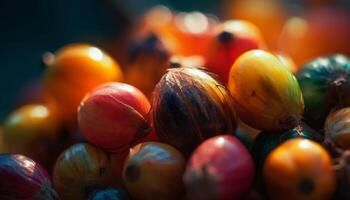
top-left (217, 31), bottom-right (234, 43)
top-left (279, 114), bottom-right (299, 129)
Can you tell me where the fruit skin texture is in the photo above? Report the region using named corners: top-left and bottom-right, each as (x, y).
top-left (324, 107), bottom-right (350, 150)
top-left (204, 20), bottom-right (265, 83)
top-left (53, 143), bottom-right (122, 200)
top-left (0, 154), bottom-right (58, 200)
top-left (297, 54), bottom-right (350, 130)
top-left (184, 135), bottom-right (254, 200)
top-left (152, 67), bottom-right (237, 157)
top-left (251, 124), bottom-right (321, 193)
top-left (252, 125), bottom-right (320, 171)
top-left (228, 50), bottom-right (304, 131)
top-left (123, 142), bottom-right (186, 200)
top-left (78, 82), bottom-right (151, 154)
top-left (264, 138), bottom-right (335, 200)
top-left (44, 43), bottom-right (123, 124)
top-left (2, 104), bottom-right (59, 169)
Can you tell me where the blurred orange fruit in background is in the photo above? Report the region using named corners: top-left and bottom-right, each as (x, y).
top-left (43, 44), bottom-right (123, 125)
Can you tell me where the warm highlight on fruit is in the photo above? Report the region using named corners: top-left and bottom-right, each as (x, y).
top-left (78, 82), bottom-right (151, 154)
top-left (228, 50), bottom-right (304, 131)
top-left (184, 135), bottom-right (254, 200)
top-left (264, 138), bottom-right (335, 200)
top-left (324, 107), bottom-right (350, 150)
top-left (44, 43), bottom-right (123, 124)
top-left (152, 67), bottom-right (237, 156)
top-left (53, 143), bottom-right (121, 200)
top-left (123, 142), bottom-right (186, 200)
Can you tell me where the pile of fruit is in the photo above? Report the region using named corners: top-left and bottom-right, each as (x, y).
top-left (1, 1), bottom-right (350, 200)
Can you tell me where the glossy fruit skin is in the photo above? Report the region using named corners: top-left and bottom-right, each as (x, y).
top-left (53, 143), bottom-right (122, 200)
top-left (297, 54), bottom-right (350, 130)
top-left (152, 67), bottom-right (237, 157)
top-left (228, 50), bottom-right (304, 131)
top-left (44, 43), bottom-right (123, 124)
top-left (184, 135), bottom-right (254, 200)
top-left (0, 154), bottom-right (58, 200)
top-left (123, 142), bottom-right (186, 200)
top-left (324, 107), bottom-right (350, 149)
top-left (251, 124), bottom-right (321, 193)
top-left (3, 104), bottom-right (59, 169)
top-left (264, 138), bottom-right (335, 200)
top-left (204, 20), bottom-right (265, 83)
top-left (125, 34), bottom-right (170, 99)
top-left (89, 188), bottom-right (131, 200)
top-left (78, 82), bottom-right (151, 154)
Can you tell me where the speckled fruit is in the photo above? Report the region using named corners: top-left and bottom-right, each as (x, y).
top-left (228, 50), bottom-right (304, 131)
top-left (123, 142), bottom-right (186, 200)
top-left (53, 143), bottom-right (122, 200)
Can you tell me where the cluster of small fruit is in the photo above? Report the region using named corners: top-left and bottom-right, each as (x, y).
top-left (1, 1), bottom-right (350, 200)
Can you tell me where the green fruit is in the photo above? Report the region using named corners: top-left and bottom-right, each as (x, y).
top-left (297, 54), bottom-right (350, 130)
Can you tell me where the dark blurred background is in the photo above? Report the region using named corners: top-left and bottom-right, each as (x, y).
top-left (0, 0), bottom-right (222, 120)
top-left (1, 0), bottom-right (350, 120)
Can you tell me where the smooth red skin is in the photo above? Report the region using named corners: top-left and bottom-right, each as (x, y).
top-left (185, 135), bottom-right (255, 200)
top-left (205, 37), bottom-right (259, 83)
top-left (0, 154), bottom-right (51, 199)
top-left (78, 82), bottom-right (151, 153)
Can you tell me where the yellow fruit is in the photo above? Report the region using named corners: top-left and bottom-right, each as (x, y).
top-left (228, 50), bottom-right (304, 131)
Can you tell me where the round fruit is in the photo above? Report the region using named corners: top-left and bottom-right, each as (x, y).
top-left (324, 107), bottom-right (350, 150)
top-left (264, 138), bottom-right (335, 200)
top-left (0, 154), bottom-right (58, 199)
top-left (53, 143), bottom-right (122, 200)
top-left (297, 54), bottom-right (350, 130)
top-left (78, 82), bottom-right (151, 154)
top-left (152, 67), bottom-right (237, 156)
top-left (123, 142), bottom-right (186, 200)
top-left (184, 135), bottom-right (254, 200)
top-left (125, 33), bottom-right (170, 98)
top-left (2, 104), bottom-right (59, 169)
top-left (44, 43), bottom-right (123, 124)
top-left (204, 20), bottom-right (265, 83)
top-left (228, 50), bottom-right (304, 131)
top-left (251, 124), bottom-right (321, 192)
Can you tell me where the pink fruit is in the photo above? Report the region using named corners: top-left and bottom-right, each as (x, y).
top-left (184, 135), bottom-right (254, 200)
top-left (78, 82), bottom-right (151, 154)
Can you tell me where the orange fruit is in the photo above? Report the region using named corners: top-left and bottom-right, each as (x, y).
top-left (43, 43), bottom-right (123, 124)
